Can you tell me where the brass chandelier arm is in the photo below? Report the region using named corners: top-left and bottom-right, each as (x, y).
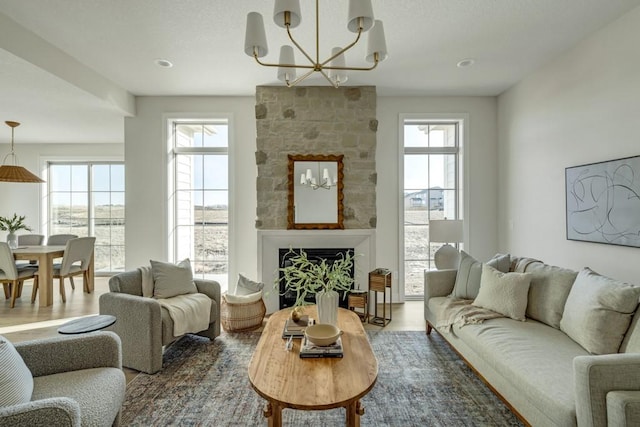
top-left (286, 22), bottom-right (316, 67)
top-left (254, 49), bottom-right (380, 72)
top-left (319, 23), bottom-right (364, 68)
top-left (253, 51), bottom-right (315, 70)
top-left (285, 68), bottom-right (317, 88)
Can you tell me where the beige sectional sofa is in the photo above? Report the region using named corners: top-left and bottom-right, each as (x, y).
top-left (424, 253), bottom-right (640, 427)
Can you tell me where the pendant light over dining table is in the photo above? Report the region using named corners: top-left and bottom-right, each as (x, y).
top-left (0, 121), bottom-right (44, 183)
top-left (244, 0), bottom-right (388, 88)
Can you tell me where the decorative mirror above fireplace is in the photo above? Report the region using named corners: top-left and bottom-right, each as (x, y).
top-left (287, 154), bottom-right (344, 229)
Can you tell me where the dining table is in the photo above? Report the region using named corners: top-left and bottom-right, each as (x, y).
top-left (12, 245), bottom-right (95, 307)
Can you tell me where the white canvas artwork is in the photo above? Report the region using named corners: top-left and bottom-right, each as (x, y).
top-left (566, 155), bottom-right (640, 247)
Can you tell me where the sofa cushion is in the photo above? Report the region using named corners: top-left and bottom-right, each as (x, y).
top-left (32, 367), bottom-right (125, 427)
top-left (560, 268), bottom-right (640, 354)
top-left (451, 251), bottom-right (482, 299)
top-left (453, 317), bottom-right (587, 426)
top-left (150, 259), bottom-right (197, 299)
top-left (473, 264), bottom-right (532, 321)
top-left (524, 263), bottom-right (577, 329)
top-left (0, 335), bottom-right (33, 407)
top-left (486, 253), bottom-right (511, 273)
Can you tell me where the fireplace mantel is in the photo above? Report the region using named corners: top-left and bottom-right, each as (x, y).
top-left (258, 229), bottom-right (376, 313)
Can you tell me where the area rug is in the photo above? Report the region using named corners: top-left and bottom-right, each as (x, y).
top-left (121, 331), bottom-right (523, 426)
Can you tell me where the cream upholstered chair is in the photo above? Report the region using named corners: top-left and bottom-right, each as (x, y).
top-left (45, 234), bottom-right (78, 246)
top-left (17, 234), bottom-right (44, 246)
top-left (31, 237), bottom-right (95, 303)
top-left (16, 234), bottom-right (45, 267)
top-left (0, 242), bottom-right (38, 308)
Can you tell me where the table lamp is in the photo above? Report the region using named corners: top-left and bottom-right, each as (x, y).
top-left (429, 219), bottom-right (463, 270)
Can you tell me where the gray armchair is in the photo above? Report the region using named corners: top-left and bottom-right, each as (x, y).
top-left (99, 269), bottom-right (221, 374)
top-left (0, 332), bottom-right (125, 427)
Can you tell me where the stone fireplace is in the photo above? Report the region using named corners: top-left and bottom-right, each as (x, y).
top-left (254, 86), bottom-right (378, 313)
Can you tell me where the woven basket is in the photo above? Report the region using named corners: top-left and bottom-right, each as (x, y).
top-left (220, 295), bottom-right (266, 332)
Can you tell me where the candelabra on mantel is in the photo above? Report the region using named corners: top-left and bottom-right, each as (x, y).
top-left (300, 167), bottom-right (337, 190)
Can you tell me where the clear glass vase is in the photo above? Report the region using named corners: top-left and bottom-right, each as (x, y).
top-left (316, 289), bottom-right (338, 325)
top-left (6, 233), bottom-right (17, 249)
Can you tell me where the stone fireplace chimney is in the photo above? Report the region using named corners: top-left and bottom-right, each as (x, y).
top-left (254, 86), bottom-right (378, 229)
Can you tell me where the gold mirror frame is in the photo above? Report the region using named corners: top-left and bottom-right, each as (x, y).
top-left (287, 154), bottom-right (344, 230)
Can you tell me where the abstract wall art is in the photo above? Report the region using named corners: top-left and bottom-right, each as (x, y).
top-left (566, 155), bottom-right (640, 247)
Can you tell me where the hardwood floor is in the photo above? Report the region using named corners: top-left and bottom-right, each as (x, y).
top-left (1, 276), bottom-right (425, 342)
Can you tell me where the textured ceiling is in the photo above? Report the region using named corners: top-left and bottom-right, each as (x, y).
top-left (0, 0), bottom-right (639, 143)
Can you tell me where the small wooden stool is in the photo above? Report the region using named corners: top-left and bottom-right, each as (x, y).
top-left (348, 290), bottom-right (368, 322)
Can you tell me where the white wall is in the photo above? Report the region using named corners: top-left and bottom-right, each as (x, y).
top-left (497, 6), bottom-right (640, 284)
top-left (0, 143), bottom-right (123, 233)
top-left (124, 96), bottom-right (257, 288)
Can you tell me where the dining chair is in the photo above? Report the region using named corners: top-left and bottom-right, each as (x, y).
top-left (0, 242), bottom-right (38, 308)
top-left (17, 234), bottom-right (45, 246)
top-left (45, 233), bottom-right (79, 287)
top-left (46, 233), bottom-right (78, 246)
top-left (17, 233), bottom-right (45, 267)
top-left (31, 237), bottom-right (95, 303)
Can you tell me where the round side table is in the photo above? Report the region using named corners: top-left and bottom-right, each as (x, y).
top-left (58, 315), bottom-right (116, 335)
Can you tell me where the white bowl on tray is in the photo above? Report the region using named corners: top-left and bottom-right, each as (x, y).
top-left (304, 323), bottom-right (343, 346)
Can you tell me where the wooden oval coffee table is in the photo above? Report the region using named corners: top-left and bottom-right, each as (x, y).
top-left (248, 306), bottom-right (378, 427)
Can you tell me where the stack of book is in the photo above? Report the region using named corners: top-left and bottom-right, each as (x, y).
top-left (282, 315), bottom-right (311, 338)
top-left (299, 336), bottom-right (344, 358)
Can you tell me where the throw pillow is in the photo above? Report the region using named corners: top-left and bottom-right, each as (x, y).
top-left (150, 259), bottom-right (197, 299)
top-left (224, 290), bottom-right (263, 304)
top-left (235, 274), bottom-right (264, 296)
top-left (451, 251), bottom-right (483, 299)
top-left (473, 264), bottom-right (532, 321)
top-left (0, 335), bottom-right (34, 407)
top-left (560, 268), bottom-right (640, 355)
top-left (524, 263), bottom-right (577, 329)
top-left (486, 253), bottom-right (511, 273)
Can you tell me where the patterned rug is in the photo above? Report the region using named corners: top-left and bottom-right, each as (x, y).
top-left (121, 331), bottom-right (523, 426)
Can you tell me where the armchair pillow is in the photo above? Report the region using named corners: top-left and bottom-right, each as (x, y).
top-left (224, 290), bottom-right (263, 304)
top-left (451, 251), bottom-right (482, 299)
top-left (236, 274), bottom-right (265, 295)
top-left (0, 335), bottom-right (33, 407)
top-left (150, 258), bottom-right (197, 299)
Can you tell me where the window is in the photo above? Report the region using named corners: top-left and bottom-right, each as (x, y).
top-left (402, 119), bottom-right (461, 299)
top-left (48, 162), bottom-right (125, 273)
top-left (171, 120), bottom-right (229, 291)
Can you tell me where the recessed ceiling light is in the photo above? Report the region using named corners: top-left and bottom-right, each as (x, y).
top-left (155, 58), bottom-right (173, 68)
top-left (457, 58), bottom-right (475, 68)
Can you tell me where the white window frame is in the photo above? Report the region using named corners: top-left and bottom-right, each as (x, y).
top-left (41, 156), bottom-right (125, 274)
top-left (166, 115), bottom-right (235, 291)
top-left (398, 113), bottom-right (468, 301)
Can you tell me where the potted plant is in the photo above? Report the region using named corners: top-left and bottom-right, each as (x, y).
top-left (277, 248), bottom-right (355, 325)
top-left (0, 213), bottom-right (32, 249)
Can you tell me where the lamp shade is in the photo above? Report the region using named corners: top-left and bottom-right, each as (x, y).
top-left (274, 0), bottom-right (301, 28)
top-left (429, 219), bottom-right (463, 243)
top-left (327, 47), bottom-right (348, 85)
top-left (347, 0), bottom-right (374, 32)
top-left (277, 45), bottom-right (297, 83)
top-left (0, 165), bottom-right (44, 183)
top-left (366, 20), bottom-right (388, 63)
top-left (244, 12), bottom-right (268, 57)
